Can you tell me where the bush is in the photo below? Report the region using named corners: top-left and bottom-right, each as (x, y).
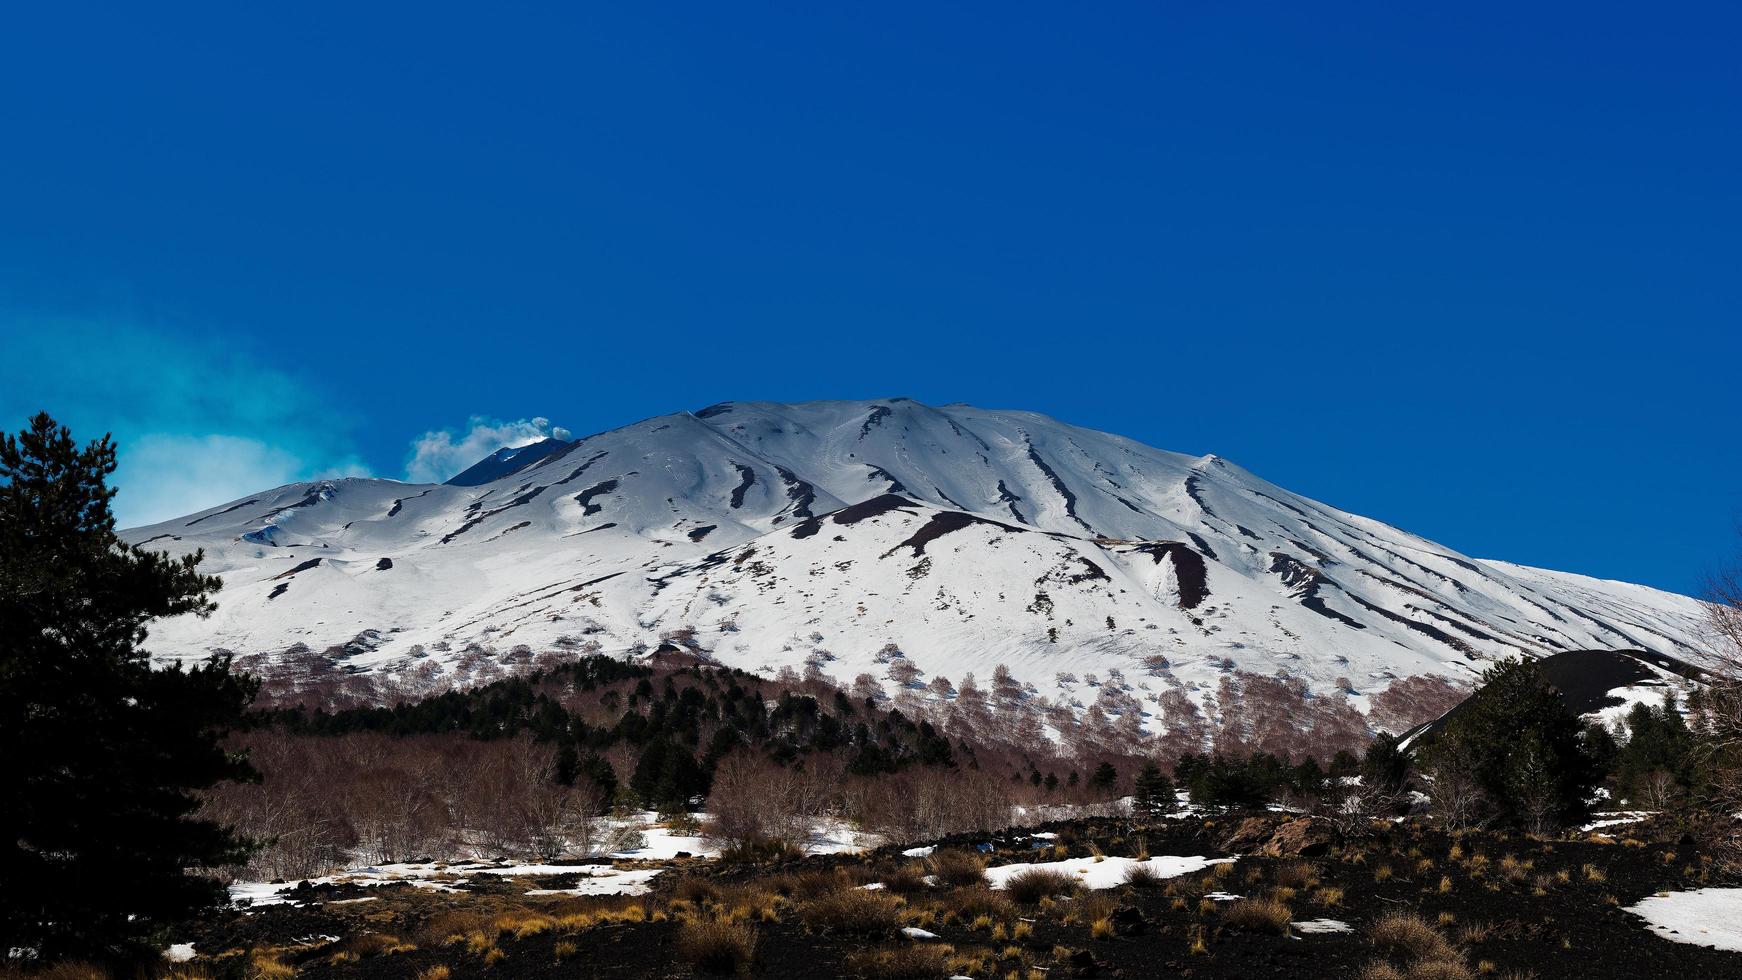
top-left (1369, 912), bottom-right (1458, 963)
top-left (1273, 861), bottom-right (1319, 890)
top-left (843, 943), bottom-right (957, 978)
top-left (674, 876), bottom-right (724, 906)
top-left (1002, 867), bottom-right (1082, 905)
top-left (771, 868), bottom-right (853, 899)
top-left (883, 864), bottom-right (932, 895)
top-left (944, 886), bottom-right (1017, 923)
top-left (927, 850), bottom-right (987, 888)
top-left (677, 918), bottom-right (758, 975)
top-left (800, 889), bottom-right (905, 937)
top-left (1121, 862), bottom-right (1165, 889)
top-left (1221, 897), bottom-right (1293, 934)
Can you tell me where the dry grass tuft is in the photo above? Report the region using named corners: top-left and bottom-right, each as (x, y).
top-left (844, 943), bottom-right (958, 978)
top-left (928, 850), bottom-right (989, 889)
top-left (248, 953), bottom-right (297, 979)
top-left (1370, 912), bottom-right (1458, 962)
top-left (1456, 921), bottom-right (1495, 944)
top-left (3, 965), bottom-right (111, 980)
top-left (944, 886), bottom-right (1017, 924)
top-left (884, 864), bottom-right (933, 895)
top-left (1122, 861), bottom-right (1165, 889)
top-left (1221, 897), bottom-right (1293, 934)
top-left (800, 888), bottom-right (905, 937)
top-left (1274, 861), bottom-right (1320, 889)
top-left (772, 869), bottom-right (852, 899)
top-left (677, 918), bottom-right (758, 975)
top-left (675, 876), bottom-right (724, 905)
top-left (1003, 867), bottom-right (1082, 905)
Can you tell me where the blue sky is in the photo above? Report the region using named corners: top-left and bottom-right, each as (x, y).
top-left (2, 2), bottom-right (1737, 595)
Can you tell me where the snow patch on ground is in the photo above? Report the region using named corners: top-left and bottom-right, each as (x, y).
top-left (1581, 811), bottom-right (1653, 832)
top-left (523, 868), bottom-right (665, 897)
top-left (1291, 919), bottom-right (1352, 934)
top-left (1629, 888), bottom-right (1742, 952)
top-left (985, 855), bottom-right (1233, 891)
top-left (164, 944), bottom-right (196, 963)
top-left (230, 860), bottom-right (666, 908)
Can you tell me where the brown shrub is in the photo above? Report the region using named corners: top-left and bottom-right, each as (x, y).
top-left (674, 876), bottom-right (724, 905)
top-left (883, 864), bottom-right (932, 895)
top-left (800, 889), bottom-right (905, 937)
top-left (1002, 867), bottom-right (1082, 905)
top-left (843, 943), bottom-right (957, 978)
top-left (677, 918), bottom-right (758, 975)
top-left (0, 965), bottom-right (110, 980)
top-left (1362, 963), bottom-right (1475, 980)
top-left (1122, 862), bottom-right (1164, 889)
top-left (928, 849), bottom-right (988, 888)
top-left (1370, 912), bottom-right (1458, 963)
top-left (1221, 897), bottom-right (1293, 934)
top-left (771, 868), bottom-right (851, 899)
top-left (1273, 861), bottom-right (1320, 889)
top-left (943, 886), bottom-right (1017, 923)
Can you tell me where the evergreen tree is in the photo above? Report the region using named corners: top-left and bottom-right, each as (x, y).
top-left (1132, 761), bottom-right (1176, 816)
top-left (1361, 732), bottom-right (1410, 795)
top-left (1612, 694), bottom-right (1696, 805)
top-left (1089, 761), bottom-right (1118, 792)
top-left (0, 414), bottom-right (259, 962)
top-left (1419, 657), bottom-right (1600, 832)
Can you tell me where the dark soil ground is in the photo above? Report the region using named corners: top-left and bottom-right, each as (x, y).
top-left (171, 814), bottom-right (1741, 979)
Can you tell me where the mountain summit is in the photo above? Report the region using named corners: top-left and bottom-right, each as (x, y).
top-left (123, 399), bottom-right (1710, 718)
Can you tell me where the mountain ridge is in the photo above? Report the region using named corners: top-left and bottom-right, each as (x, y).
top-left (121, 398), bottom-right (1713, 729)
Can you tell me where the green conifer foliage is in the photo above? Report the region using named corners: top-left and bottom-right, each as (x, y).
top-left (1, 414), bottom-right (260, 963)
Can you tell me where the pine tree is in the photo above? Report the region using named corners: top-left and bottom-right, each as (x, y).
top-left (1132, 761), bottom-right (1175, 817)
top-left (0, 414), bottom-right (259, 963)
top-left (1419, 657), bottom-right (1600, 832)
top-left (1089, 761), bottom-right (1118, 792)
top-left (1361, 732), bottom-right (1410, 795)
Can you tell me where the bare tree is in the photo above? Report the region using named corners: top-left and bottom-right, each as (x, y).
top-left (1639, 769), bottom-right (1678, 812)
top-left (843, 766), bottom-right (1013, 844)
top-left (851, 673), bottom-right (887, 704)
top-left (888, 658), bottom-right (923, 688)
top-left (1698, 558), bottom-right (1742, 866)
top-left (515, 739), bottom-right (604, 859)
top-left (706, 752), bottom-right (809, 851)
top-left (1422, 746), bottom-right (1490, 831)
top-left (1369, 675), bottom-right (1469, 734)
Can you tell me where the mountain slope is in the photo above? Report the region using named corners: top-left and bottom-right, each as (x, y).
top-left (121, 399), bottom-right (1713, 722)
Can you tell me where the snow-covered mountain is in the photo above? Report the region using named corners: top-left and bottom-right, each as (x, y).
top-left (122, 398), bottom-right (1712, 715)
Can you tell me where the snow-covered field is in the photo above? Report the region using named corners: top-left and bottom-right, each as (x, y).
top-left (121, 398), bottom-right (1712, 730)
top-left (230, 861), bottom-right (664, 906)
top-left (227, 811), bottom-right (880, 908)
